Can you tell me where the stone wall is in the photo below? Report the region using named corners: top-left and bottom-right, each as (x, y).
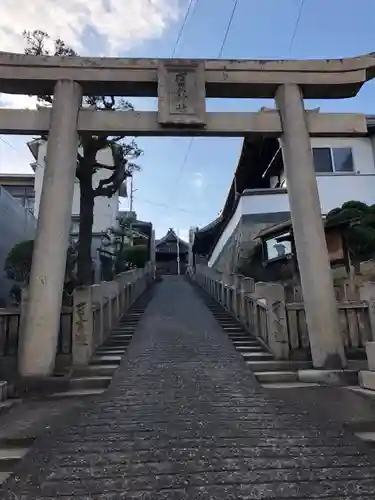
top-left (212, 212), bottom-right (290, 275)
top-left (0, 187), bottom-right (36, 304)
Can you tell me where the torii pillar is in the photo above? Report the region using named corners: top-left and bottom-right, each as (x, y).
top-left (18, 80), bottom-right (82, 377)
top-left (276, 83), bottom-right (346, 369)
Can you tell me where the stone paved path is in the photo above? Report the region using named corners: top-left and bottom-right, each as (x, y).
top-left (3, 276), bottom-right (375, 499)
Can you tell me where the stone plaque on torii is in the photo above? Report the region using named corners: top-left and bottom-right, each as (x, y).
top-left (157, 61), bottom-right (206, 126)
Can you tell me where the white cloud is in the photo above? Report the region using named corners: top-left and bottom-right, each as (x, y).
top-left (0, 0), bottom-right (180, 55)
top-left (191, 172), bottom-right (204, 190)
top-left (0, 0), bottom-right (182, 152)
top-left (0, 94), bottom-right (37, 109)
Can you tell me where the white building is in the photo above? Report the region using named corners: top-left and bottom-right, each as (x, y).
top-left (192, 114), bottom-right (375, 272)
top-left (27, 139), bottom-right (126, 279)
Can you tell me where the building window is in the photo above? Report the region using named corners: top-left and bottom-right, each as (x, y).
top-left (265, 233), bottom-right (292, 261)
top-left (313, 147), bottom-right (354, 173)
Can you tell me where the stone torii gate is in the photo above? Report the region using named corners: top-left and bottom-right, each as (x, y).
top-left (1, 52), bottom-right (375, 377)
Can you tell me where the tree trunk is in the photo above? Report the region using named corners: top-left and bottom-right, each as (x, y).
top-left (77, 174), bottom-right (95, 285)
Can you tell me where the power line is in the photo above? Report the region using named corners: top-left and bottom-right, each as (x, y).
top-left (289, 0), bottom-right (306, 52)
top-left (218, 0), bottom-right (240, 58)
top-left (135, 196), bottom-right (201, 214)
top-left (0, 136), bottom-right (45, 171)
top-left (171, 0), bottom-right (197, 57)
top-left (0, 135), bottom-right (200, 218)
top-left (172, 0), bottom-right (241, 196)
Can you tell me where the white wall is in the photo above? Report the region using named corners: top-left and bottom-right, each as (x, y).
top-left (279, 136), bottom-right (375, 212)
top-left (317, 174), bottom-right (375, 213)
top-left (241, 190), bottom-right (290, 214)
top-left (208, 200), bottom-right (243, 267)
top-left (310, 137), bottom-right (375, 174)
top-left (33, 142), bottom-right (119, 233)
top-left (208, 191), bottom-right (290, 267)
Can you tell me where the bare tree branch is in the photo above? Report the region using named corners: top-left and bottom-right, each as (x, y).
top-left (23, 30), bottom-right (144, 285)
top-left (94, 168), bottom-right (127, 198)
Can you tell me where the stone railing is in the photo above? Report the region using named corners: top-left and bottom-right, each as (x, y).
top-left (194, 265), bottom-right (375, 363)
top-left (0, 263), bottom-right (154, 379)
top-left (195, 265), bottom-right (289, 360)
top-left (72, 263), bottom-right (153, 365)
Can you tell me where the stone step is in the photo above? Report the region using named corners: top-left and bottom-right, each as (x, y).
top-left (104, 339), bottom-right (131, 346)
top-left (72, 364), bottom-right (118, 378)
top-left (104, 343), bottom-right (130, 349)
top-left (108, 335), bottom-right (133, 341)
top-left (234, 345), bottom-right (264, 352)
top-left (48, 388), bottom-right (106, 398)
top-left (0, 471), bottom-right (11, 484)
top-left (246, 360), bottom-right (312, 372)
top-left (95, 348), bottom-right (126, 355)
top-left (0, 447), bottom-right (28, 468)
top-left (105, 336), bottom-right (132, 341)
top-left (111, 331), bottom-right (135, 336)
top-left (359, 371), bottom-right (375, 391)
top-left (227, 335), bottom-right (252, 341)
top-left (70, 376), bottom-right (112, 390)
top-left (254, 371), bottom-right (299, 383)
top-left (232, 341), bottom-right (261, 347)
top-left (354, 431), bottom-right (375, 443)
top-left (113, 328), bottom-right (136, 332)
top-left (241, 352), bottom-right (274, 361)
top-left (90, 355), bottom-right (122, 365)
top-left (260, 381), bottom-right (320, 389)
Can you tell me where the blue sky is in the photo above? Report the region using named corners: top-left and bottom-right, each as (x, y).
top-left (2, 0), bottom-right (375, 239)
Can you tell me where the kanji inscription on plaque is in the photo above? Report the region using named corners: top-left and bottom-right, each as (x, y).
top-left (158, 61), bottom-right (206, 126)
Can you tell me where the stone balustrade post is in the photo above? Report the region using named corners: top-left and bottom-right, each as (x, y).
top-left (240, 278), bottom-right (255, 327)
top-left (360, 282), bottom-right (375, 340)
top-left (101, 281), bottom-right (113, 334)
top-left (253, 282), bottom-right (289, 360)
top-left (225, 275), bottom-right (234, 312)
top-left (111, 281), bottom-right (121, 324)
top-left (232, 274), bottom-right (241, 318)
top-left (91, 284), bottom-right (104, 345)
top-left (358, 283), bottom-right (375, 389)
top-left (221, 273), bottom-right (228, 307)
top-left (213, 271), bottom-right (220, 302)
top-left (72, 286), bottom-right (94, 365)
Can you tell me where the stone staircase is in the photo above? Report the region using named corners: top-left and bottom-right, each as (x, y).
top-left (0, 288), bottom-right (154, 484)
top-left (197, 288), bottom-right (316, 388)
top-left (62, 290), bottom-right (154, 397)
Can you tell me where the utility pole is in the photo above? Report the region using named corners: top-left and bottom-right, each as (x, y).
top-left (176, 227), bottom-right (180, 276)
top-left (130, 176), bottom-right (134, 213)
top-left (129, 176), bottom-right (135, 247)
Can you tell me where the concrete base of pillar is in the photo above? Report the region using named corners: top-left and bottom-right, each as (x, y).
top-left (298, 369), bottom-right (358, 386)
top-left (365, 342), bottom-right (375, 370)
top-left (0, 381), bottom-right (8, 402)
top-left (359, 370), bottom-right (375, 391)
top-left (14, 375), bottom-right (71, 397)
